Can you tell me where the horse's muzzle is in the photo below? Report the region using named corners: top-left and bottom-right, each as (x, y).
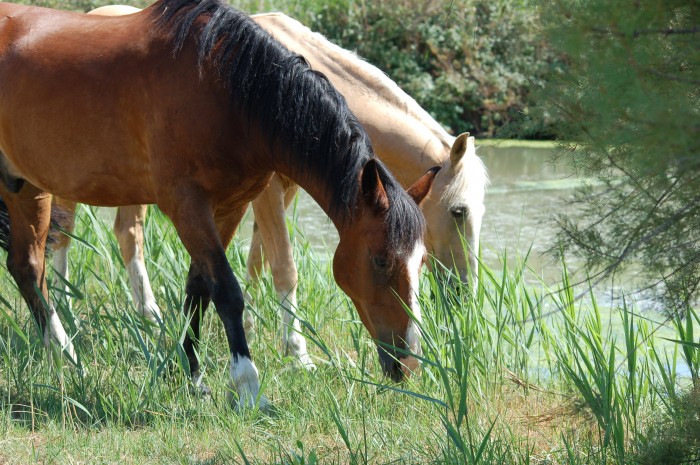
top-left (377, 346), bottom-right (420, 382)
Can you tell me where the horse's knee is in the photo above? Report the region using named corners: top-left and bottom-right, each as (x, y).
top-left (185, 272), bottom-right (209, 298)
top-left (7, 249), bottom-right (40, 284)
top-left (270, 259), bottom-right (298, 294)
top-left (114, 225), bottom-right (137, 264)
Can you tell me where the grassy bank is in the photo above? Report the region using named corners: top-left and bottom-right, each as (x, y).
top-left (0, 206), bottom-right (697, 464)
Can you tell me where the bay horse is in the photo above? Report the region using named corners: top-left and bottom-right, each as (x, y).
top-left (53, 5), bottom-right (488, 370)
top-left (0, 0), bottom-right (438, 408)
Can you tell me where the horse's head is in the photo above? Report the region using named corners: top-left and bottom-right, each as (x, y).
top-left (421, 133), bottom-right (487, 289)
top-left (333, 159), bottom-right (438, 381)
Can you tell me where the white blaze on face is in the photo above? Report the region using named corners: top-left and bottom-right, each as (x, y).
top-left (405, 242), bottom-right (425, 356)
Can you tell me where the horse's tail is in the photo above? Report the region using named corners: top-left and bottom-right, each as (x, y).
top-left (0, 197), bottom-right (72, 254)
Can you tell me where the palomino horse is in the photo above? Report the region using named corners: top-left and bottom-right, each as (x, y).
top-left (0, 0), bottom-right (438, 408)
top-left (53, 5), bottom-right (488, 369)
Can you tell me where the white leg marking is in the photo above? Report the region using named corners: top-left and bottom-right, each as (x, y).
top-left (228, 355), bottom-right (268, 410)
top-left (278, 290), bottom-right (315, 370)
top-left (52, 244), bottom-right (71, 306)
top-left (126, 252), bottom-right (162, 324)
top-left (44, 304), bottom-right (77, 364)
top-left (405, 243), bottom-right (425, 357)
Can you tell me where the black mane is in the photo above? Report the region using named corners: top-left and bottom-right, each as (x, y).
top-left (152, 0), bottom-right (424, 257)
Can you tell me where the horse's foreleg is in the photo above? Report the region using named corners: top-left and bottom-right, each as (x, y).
top-left (250, 174), bottom-right (314, 369)
top-left (165, 196), bottom-right (265, 409)
top-left (182, 263), bottom-right (211, 393)
top-left (51, 197), bottom-right (76, 304)
top-left (113, 205), bottom-right (162, 324)
top-left (5, 187), bottom-right (77, 363)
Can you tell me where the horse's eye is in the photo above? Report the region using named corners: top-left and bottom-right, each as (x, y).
top-left (450, 206), bottom-right (468, 219)
top-left (372, 256), bottom-right (388, 270)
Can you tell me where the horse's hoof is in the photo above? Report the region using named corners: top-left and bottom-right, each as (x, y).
top-left (138, 305), bottom-right (163, 327)
top-left (77, 364), bottom-right (90, 377)
top-left (227, 389), bottom-right (271, 413)
top-left (189, 382), bottom-right (212, 398)
top-left (295, 354), bottom-right (317, 371)
top-left (190, 372), bottom-right (212, 398)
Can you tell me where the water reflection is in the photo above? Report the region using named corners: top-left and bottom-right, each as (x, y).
top-left (478, 143), bottom-right (655, 313)
top-left (478, 144), bottom-right (575, 283)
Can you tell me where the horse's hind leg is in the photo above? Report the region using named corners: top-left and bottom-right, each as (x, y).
top-left (51, 197), bottom-right (76, 304)
top-left (243, 173), bottom-right (299, 334)
top-left (4, 186), bottom-right (77, 363)
top-left (113, 205), bottom-right (162, 324)
top-left (163, 195), bottom-right (265, 409)
top-left (249, 174), bottom-right (314, 369)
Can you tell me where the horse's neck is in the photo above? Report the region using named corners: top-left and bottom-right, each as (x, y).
top-left (270, 157), bottom-right (351, 233)
top-left (254, 13), bottom-right (452, 185)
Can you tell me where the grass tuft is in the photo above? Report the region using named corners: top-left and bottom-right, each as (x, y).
top-left (0, 205), bottom-right (696, 463)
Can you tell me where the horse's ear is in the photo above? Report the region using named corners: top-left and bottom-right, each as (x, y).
top-left (361, 158), bottom-right (389, 213)
top-left (450, 132), bottom-right (471, 165)
top-left (407, 166), bottom-right (441, 206)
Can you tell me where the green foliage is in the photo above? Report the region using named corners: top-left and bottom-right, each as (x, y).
top-left (298, 0), bottom-right (551, 137)
top-left (0, 205), bottom-right (697, 463)
top-left (538, 0), bottom-right (700, 313)
top-left (633, 387), bottom-right (700, 465)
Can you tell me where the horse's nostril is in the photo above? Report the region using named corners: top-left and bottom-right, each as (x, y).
top-left (377, 346), bottom-right (404, 382)
top-left (376, 346), bottom-right (421, 381)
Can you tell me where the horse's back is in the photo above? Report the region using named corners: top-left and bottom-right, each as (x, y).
top-left (0, 4), bottom-right (162, 203)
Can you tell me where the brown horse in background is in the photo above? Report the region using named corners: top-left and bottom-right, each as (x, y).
top-left (0, 0), bottom-right (437, 408)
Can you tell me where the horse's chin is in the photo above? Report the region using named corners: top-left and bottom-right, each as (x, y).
top-left (377, 346), bottom-right (420, 382)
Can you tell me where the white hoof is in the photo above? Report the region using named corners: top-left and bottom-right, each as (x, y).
top-left (228, 355), bottom-right (268, 411)
top-left (190, 371), bottom-right (212, 398)
top-left (139, 301), bottom-right (163, 326)
top-left (227, 384), bottom-right (270, 412)
top-left (294, 353), bottom-right (317, 371)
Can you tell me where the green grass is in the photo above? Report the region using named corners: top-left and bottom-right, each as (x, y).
top-left (0, 205), bottom-right (697, 464)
